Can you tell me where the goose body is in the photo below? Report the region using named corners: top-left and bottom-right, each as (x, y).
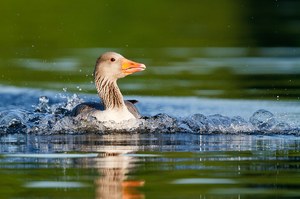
top-left (71, 52), bottom-right (146, 123)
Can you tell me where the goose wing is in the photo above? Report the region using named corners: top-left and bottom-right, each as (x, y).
top-left (70, 100), bottom-right (141, 119)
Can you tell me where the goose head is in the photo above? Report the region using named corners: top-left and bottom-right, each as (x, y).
top-left (94, 52), bottom-right (146, 81)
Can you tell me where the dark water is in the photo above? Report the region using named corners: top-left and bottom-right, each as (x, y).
top-left (1, 0), bottom-right (300, 198)
top-left (2, 47), bottom-right (300, 99)
top-left (0, 134), bottom-right (300, 199)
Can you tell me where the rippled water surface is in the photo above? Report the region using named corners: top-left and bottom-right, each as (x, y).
top-left (0, 84), bottom-right (299, 198)
top-left (1, 46), bottom-right (300, 198)
top-left (1, 134), bottom-right (300, 199)
top-left (2, 47), bottom-right (300, 99)
top-left (1, 0), bottom-right (300, 198)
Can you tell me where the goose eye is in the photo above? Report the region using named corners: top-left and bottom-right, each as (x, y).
top-left (110, 58), bottom-right (116, 62)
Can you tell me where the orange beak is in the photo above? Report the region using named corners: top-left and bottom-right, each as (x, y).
top-left (121, 58), bottom-right (146, 75)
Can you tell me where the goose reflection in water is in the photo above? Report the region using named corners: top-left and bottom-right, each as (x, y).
top-left (79, 134), bottom-right (146, 199)
top-left (94, 152), bottom-right (145, 199)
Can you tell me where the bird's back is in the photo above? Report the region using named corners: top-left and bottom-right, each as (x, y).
top-left (70, 100), bottom-right (141, 119)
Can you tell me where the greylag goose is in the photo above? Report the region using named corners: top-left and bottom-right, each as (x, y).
top-left (71, 52), bottom-right (146, 122)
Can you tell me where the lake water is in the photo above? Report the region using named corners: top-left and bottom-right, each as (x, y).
top-left (0, 134), bottom-right (300, 198)
top-left (1, 0), bottom-right (300, 198)
top-left (0, 47), bottom-right (300, 198)
top-left (1, 47), bottom-right (299, 135)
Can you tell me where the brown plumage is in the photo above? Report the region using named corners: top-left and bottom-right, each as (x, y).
top-left (71, 52), bottom-right (146, 122)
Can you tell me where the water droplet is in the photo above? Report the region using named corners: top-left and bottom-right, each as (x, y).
top-left (76, 86), bottom-right (82, 91)
top-left (39, 96), bottom-right (49, 104)
top-left (249, 109), bottom-right (276, 130)
top-left (34, 96), bottom-right (50, 113)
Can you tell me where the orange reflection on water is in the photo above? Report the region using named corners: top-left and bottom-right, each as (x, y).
top-left (94, 149), bottom-right (145, 199)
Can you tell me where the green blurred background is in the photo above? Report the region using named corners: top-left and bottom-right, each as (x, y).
top-left (1, 0), bottom-right (300, 99)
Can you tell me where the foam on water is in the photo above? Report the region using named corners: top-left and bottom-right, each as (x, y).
top-left (0, 87), bottom-right (299, 135)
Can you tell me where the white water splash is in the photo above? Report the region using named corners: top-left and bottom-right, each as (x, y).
top-left (0, 92), bottom-right (299, 135)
